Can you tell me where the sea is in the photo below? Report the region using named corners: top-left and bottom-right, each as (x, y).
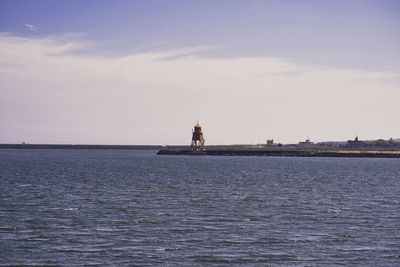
top-left (0, 149), bottom-right (399, 266)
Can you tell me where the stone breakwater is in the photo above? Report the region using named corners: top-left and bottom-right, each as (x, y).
top-left (157, 149), bottom-right (400, 158)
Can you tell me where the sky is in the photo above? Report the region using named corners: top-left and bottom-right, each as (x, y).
top-left (0, 0), bottom-right (399, 145)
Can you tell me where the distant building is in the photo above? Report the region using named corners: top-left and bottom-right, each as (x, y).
top-left (266, 139), bottom-right (274, 146)
top-left (388, 138), bottom-right (399, 146)
top-left (347, 136), bottom-right (364, 148)
top-left (370, 138), bottom-right (397, 147)
top-left (299, 138), bottom-right (314, 146)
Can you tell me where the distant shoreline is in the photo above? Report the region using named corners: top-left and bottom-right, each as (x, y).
top-left (0, 144), bottom-right (161, 150)
top-left (2, 144), bottom-right (400, 158)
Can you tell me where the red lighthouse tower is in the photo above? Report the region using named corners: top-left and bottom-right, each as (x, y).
top-left (190, 121), bottom-right (205, 151)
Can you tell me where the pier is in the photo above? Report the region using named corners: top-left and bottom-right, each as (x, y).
top-left (157, 147), bottom-right (400, 158)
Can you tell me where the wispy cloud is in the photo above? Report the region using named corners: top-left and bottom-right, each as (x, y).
top-left (0, 34), bottom-right (399, 144)
top-left (24, 24), bottom-right (37, 32)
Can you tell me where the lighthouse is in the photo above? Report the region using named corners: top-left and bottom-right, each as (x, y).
top-left (190, 122), bottom-right (205, 151)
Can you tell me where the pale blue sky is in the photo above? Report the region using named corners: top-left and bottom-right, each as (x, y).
top-left (1, 0), bottom-right (399, 69)
top-left (0, 0), bottom-right (399, 144)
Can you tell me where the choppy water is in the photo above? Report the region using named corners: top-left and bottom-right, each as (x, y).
top-left (0, 149), bottom-right (399, 266)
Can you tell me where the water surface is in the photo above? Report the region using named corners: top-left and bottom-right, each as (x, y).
top-left (0, 149), bottom-right (399, 266)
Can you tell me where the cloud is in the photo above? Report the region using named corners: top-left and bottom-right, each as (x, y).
top-left (0, 34), bottom-right (399, 144)
top-left (24, 24), bottom-right (38, 32)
